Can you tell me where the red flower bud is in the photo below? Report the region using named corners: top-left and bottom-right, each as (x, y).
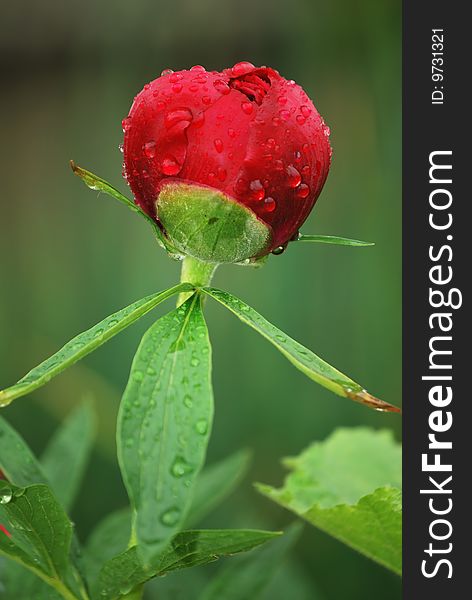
top-left (123, 62), bottom-right (331, 261)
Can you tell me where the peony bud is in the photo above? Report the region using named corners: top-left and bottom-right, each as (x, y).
top-left (123, 62), bottom-right (331, 263)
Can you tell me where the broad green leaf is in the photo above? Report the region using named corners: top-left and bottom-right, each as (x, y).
top-left (199, 522), bottom-right (302, 600)
top-left (0, 483), bottom-right (87, 599)
top-left (84, 509), bottom-right (131, 588)
top-left (84, 449), bottom-right (250, 588)
top-left (0, 283), bottom-right (193, 407)
top-left (297, 234), bottom-right (374, 246)
top-left (256, 428), bottom-right (402, 575)
top-left (41, 402), bottom-right (96, 510)
top-left (185, 449), bottom-right (252, 527)
top-left (202, 288), bottom-right (400, 413)
top-left (71, 162), bottom-right (167, 248)
top-left (94, 529), bottom-right (280, 600)
top-left (117, 293), bottom-right (214, 564)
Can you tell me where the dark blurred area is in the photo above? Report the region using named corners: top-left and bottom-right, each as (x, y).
top-left (0, 0), bottom-right (401, 598)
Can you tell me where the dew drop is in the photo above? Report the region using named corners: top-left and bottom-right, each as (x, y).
top-left (272, 245), bottom-right (286, 255)
top-left (0, 488), bottom-right (12, 505)
top-left (143, 140), bottom-right (156, 158)
top-left (172, 83), bottom-right (183, 93)
top-left (263, 197), bottom-right (276, 212)
top-left (202, 95), bottom-right (212, 105)
top-left (189, 84), bottom-right (199, 93)
top-left (231, 61), bottom-right (255, 77)
top-left (195, 419), bottom-right (208, 435)
top-left (183, 394), bottom-right (193, 408)
top-left (133, 371), bottom-right (144, 383)
top-left (118, 143), bottom-right (124, 153)
top-left (191, 357), bottom-right (200, 367)
top-left (228, 128), bottom-right (237, 138)
top-left (300, 105), bottom-right (312, 118)
top-left (213, 138), bottom-right (224, 153)
top-left (286, 165), bottom-right (302, 188)
top-left (160, 506), bottom-right (181, 526)
top-left (217, 167), bottom-right (227, 181)
top-left (161, 156), bottom-right (181, 176)
top-left (279, 109), bottom-right (290, 121)
top-left (249, 179), bottom-right (265, 201)
top-left (169, 72), bottom-right (183, 83)
top-left (171, 456), bottom-right (193, 478)
top-left (125, 438), bottom-right (135, 448)
top-left (296, 183), bottom-right (310, 199)
top-left (241, 101), bottom-right (254, 115)
top-left (155, 100), bottom-right (166, 112)
top-left (214, 79), bottom-right (230, 95)
top-left (190, 65), bottom-right (206, 72)
top-left (296, 114), bottom-right (306, 125)
top-left (161, 68), bottom-right (174, 76)
top-left (165, 108), bottom-right (193, 129)
top-left (278, 95), bottom-right (288, 105)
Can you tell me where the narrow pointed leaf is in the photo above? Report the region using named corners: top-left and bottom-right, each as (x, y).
top-left (256, 428), bottom-right (402, 575)
top-left (41, 402), bottom-right (96, 510)
top-left (200, 523), bottom-right (302, 600)
top-left (71, 162), bottom-right (167, 247)
top-left (0, 283), bottom-right (193, 407)
top-left (297, 234), bottom-right (374, 246)
top-left (0, 483), bottom-right (86, 599)
top-left (94, 529), bottom-right (280, 600)
top-left (202, 288), bottom-right (399, 413)
top-left (118, 293), bottom-right (214, 564)
top-left (185, 449), bottom-right (252, 527)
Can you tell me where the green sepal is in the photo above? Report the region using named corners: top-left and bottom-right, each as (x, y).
top-left (157, 182), bottom-right (272, 264)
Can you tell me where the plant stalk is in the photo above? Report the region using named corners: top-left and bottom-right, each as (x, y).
top-left (177, 256), bottom-right (218, 305)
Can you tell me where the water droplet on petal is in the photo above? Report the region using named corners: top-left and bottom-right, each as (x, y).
top-left (172, 83), bottom-right (183, 93)
top-left (296, 183), bottom-right (310, 198)
top-left (161, 68), bottom-right (174, 76)
top-left (171, 456), bottom-right (193, 477)
top-left (183, 394), bottom-right (193, 408)
top-left (190, 65), bottom-right (206, 72)
top-left (300, 105), bottom-right (312, 118)
top-left (217, 167), bottom-right (227, 181)
top-left (241, 101), bottom-right (254, 115)
top-left (133, 371), bottom-right (144, 383)
top-left (165, 108), bottom-right (193, 129)
top-left (279, 109), bottom-right (290, 121)
top-left (143, 140), bottom-right (156, 158)
top-left (202, 95), bottom-right (212, 105)
top-left (214, 79), bottom-right (230, 95)
top-left (161, 156), bottom-right (181, 176)
top-left (296, 114), bottom-right (306, 125)
top-left (286, 165), bottom-right (302, 188)
top-left (231, 61), bottom-right (255, 77)
top-left (169, 72), bottom-right (183, 83)
top-left (249, 179), bottom-right (265, 201)
top-left (213, 138), bottom-right (224, 153)
top-left (263, 197), bottom-right (276, 212)
top-left (228, 128), bottom-right (237, 138)
top-left (272, 245), bottom-right (286, 255)
top-left (278, 95), bottom-right (288, 105)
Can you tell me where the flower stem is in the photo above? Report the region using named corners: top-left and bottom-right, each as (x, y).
top-left (178, 256), bottom-right (217, 305)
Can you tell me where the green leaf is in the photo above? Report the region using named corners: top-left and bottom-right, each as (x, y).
top-left (83, 449), bottom-right (250, 588)
top-left (0, 483), bottom-right (86, 599)
top-left (185, 449), bottom-right (252, 527)
top-left (0, 283), bottom-right (193, 407)
top-left (256, 427), bottom-right (402, 575)
top-left (202, 288), bottom-right (400, 413)
top-left (297, 234), bottom-right (374, 246)
top-left (117, 293), bottom-right (214, 564)
top-left (94, 529), bottom-right (280, 600)
top-left (41, 402), bottom-right (96, 511)
top-left (199, 522), bottom-right (302, 600)
top-left (70, 162), bottom-right (167, 248)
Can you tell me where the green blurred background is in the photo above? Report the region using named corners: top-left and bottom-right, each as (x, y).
top-left (0, 0), bottom-right (401, 598)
